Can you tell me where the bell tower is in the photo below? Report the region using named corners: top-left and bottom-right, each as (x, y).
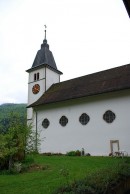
top-left (26, 26), bottom-right (62, 121)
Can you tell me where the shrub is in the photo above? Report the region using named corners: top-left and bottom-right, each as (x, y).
top-left (54, 160), bottom-right (130, 194)
top-left (66, 150), bottom-right (81, 156)
top-left (9, 162), bottom-right (22, 174)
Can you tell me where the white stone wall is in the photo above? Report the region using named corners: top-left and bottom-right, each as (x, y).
top-left (28, 68), bottom-right (45, 83)
top-left (27, 66), bottom-right (60, 120)
top-left (46, 68), bottom-right (60, 90)
top-left (35, 89), bottom-right (130, 156)
top-left (28, 68), bottom-right (46, 106)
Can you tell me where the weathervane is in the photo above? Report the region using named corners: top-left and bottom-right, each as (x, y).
top-left (44, 25), bottom-right (47, 40)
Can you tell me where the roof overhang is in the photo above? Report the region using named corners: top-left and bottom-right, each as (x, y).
top-left (27, 88), bottom-right (130, 109)
top-left (26, 63), bottom-right (63, 75)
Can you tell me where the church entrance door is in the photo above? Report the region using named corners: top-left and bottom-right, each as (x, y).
top-left (110, 140), bottom-right (120, 155)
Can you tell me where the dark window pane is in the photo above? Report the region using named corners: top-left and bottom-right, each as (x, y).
top-left (59, 116), bottom-right (68, 127)
top-left (79, 113), bottom-right (90, 125)
top-left (37, 73), bottom-right (39, 80)
top-left (42, 118), bottom-right (50, 128)
top-left (34, 73), bottom-right (36, 81)
top-left (103, 110), bottom-right (116, 123)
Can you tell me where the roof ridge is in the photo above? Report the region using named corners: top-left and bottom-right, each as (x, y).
top-left (54, 63), bottom-right (130, 86)
top-left (28, 63), bottom-right (130, 108)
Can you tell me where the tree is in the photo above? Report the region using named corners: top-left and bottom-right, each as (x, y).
top-left (0, 112), bottom-right (37, 171)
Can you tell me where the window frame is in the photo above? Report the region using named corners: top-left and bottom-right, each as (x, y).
top-left (59, 116), bottom-right (68, 127)
top-left (42, 118), bottom-right (50, 129)
top-left (79, 113), bottom-right (90, 125)
top-left (103, 110), bottom-right (116, 123)
top-left (34, 72), bottom-right (40, 81)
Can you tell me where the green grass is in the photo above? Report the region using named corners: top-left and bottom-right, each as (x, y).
top-left (0, 155), bottom-right (128, 194)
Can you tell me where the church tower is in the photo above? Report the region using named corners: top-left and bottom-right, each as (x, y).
top-left (26, 27), bottom-right (62, 121)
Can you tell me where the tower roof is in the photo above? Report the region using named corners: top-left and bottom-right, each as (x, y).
top-left (26, 28), bottom-right (62, 74)
top-left (32, 38), bottom-right (57, 70)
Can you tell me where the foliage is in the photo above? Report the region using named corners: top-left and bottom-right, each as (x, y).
top-left (54, 158), bottom-right (130, 194)
top-left (66, 150), bottom-right (81, 156)
top-left (0, 103), bottom-right (41, 172)
top-left (0, 106), bottom-right (37, 172)
top-left (59, 166), bottom-right (70, 185)
top-left (0, 112), bottom-right (27, 170)
top-left (0, 103), bottom-right (26, 134)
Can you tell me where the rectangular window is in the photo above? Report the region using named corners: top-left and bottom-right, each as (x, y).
top-left (34, 73), bottom-right (40, 81)
top-left (34, 73), bottom-right (36, 81)
top-left (37, 73), bottom-right (39, 80)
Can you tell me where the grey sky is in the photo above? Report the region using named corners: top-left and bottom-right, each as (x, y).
top-left (0, 0), bottom-right (130, 104)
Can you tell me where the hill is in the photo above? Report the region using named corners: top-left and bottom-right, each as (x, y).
top-left (0, 103), bottom-right (27, 133)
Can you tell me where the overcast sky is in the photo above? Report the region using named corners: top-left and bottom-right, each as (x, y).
top-left (0, 0), bottom-right (130, 104)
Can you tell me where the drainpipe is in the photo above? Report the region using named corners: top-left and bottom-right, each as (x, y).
top-left (35, 110), bottom-right (38, 152)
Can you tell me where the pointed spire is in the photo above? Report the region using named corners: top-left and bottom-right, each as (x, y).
top-left (41, 25), bottom-right (49, 48)
top-left (44, 25), bottom-right (47, 40)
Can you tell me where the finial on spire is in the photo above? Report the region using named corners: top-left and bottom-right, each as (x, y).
top-left (42, 25), bottom-right (49, 48)
top-left (44, 25), bottom-right (47, 40)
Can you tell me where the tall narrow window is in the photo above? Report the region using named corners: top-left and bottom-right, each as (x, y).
top-left (37, 73), bottom-right (39, 80)
top-left (34, 73), bottom-right (36, 81)
top-left (34, 72), bottom-right (40, 81)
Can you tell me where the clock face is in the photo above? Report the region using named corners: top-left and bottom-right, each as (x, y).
top-left (32, 84), bottom-right (40, 94)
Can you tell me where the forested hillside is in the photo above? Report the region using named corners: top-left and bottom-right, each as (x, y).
top-left (0, 103), bottom-right (27, 134)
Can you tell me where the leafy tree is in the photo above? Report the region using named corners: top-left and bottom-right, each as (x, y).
top-left (0, 103), bottom-right (26, 134)
top-left (0, 112), bottom-right (36, 171)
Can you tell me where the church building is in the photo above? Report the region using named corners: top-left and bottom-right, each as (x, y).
top-left (26, 31), bottom-right (130, 156)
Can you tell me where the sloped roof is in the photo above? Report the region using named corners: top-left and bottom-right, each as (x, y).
top-left (28, 63), bottom-right (130, 108)
top-left (123, 0), bottom-right (130, 18)
top-left (32, 39), bottom-right (57, 69)
top-left (26, 39), bottom-right (62, 74)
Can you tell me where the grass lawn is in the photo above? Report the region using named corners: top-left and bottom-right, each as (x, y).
top-left (0, 155), bottom-right (128, 194)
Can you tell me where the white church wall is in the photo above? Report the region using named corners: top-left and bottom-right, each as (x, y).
top-left (27, 107), bottom-right (33, 120)
top-left (27, 67), bottom-right (60, 120)
top-left (28, 68), bottom-right (45, 83)
top-left (28, 79), bottom-right (45, 104)
top-left (35, 89), bottom-right (130, 156)
top-left (28, 68), bottom-right (46, 105)
top-left (27, 68), bottom-right (46, 120)
top-left (46, 68), bottom-right (60, 90)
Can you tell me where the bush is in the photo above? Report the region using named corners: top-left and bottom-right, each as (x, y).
top-left (9, 162), bottom-right (22, 174)
top-left (66, 150), bottom-right (81, 156)
top-left (54, 160), bottom-right (130, 194)
top-left (41, 152), bottom-right (64, 156)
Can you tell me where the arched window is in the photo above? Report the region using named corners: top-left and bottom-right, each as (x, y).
top-left (79, 113), bottom-right (90, 125)
top-left (103, 110), bottom-right (116, 123)
top-left (42, 118), bottom-right (50, 128)
top-left (59, 116), bottom-right (68, 127)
